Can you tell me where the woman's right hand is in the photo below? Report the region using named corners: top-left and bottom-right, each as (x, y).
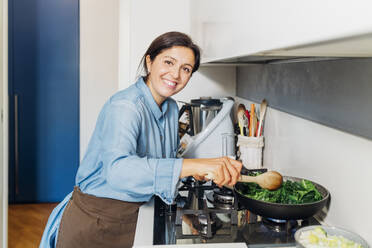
top-left (180, 157), bottom-right (243, 187)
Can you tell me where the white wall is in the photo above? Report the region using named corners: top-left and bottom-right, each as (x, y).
top-left (118, 0), bottom-right (236, 102)
top-left (80, 0), bottom-right (120, 157)
top-left (0, 0), bottom-right (3, 243)
top-left (175, 66), bottom-right (236, 102)
top-left (235, 97), bottom-right (372, 245)
top-left (0, 0), bottom-right (8, 246)
top-left (119, 0), bottom-right (191, 89)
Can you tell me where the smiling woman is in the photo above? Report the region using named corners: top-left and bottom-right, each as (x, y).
top-left (145, 46), bottom-right (195, 106)
top-left (39, 31), bottom-right (242, 248)
top-left (138, 31), bottom-right (200, 106)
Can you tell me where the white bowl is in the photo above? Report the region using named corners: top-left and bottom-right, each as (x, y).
top-left (294, 225), bottom-right (369, 248)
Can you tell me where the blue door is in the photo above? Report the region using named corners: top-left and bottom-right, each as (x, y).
top-left (8, 0), bottom-right (79, 203)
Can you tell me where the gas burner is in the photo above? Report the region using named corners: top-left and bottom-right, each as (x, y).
top-left (206, 191), bottom-right (233, 210)
top-left (181, 176), bottom-right (197, 188)
top-left (192, 213), bottom-right (222, 238)
top-left (213, 186), bottom-right (234, 198)
top-left (198, 213), bottom-right (216, 225)
top-left (180, 176), bottom-right (208, 190)
top-left (213, 187), bottom-right (234, 203)
top-left (262, 218), bottom-right (298, 233)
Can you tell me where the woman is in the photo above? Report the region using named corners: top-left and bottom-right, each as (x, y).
top-left (40, 31), bottom-right (242, 248)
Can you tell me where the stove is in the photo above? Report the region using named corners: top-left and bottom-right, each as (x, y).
top-left (153, 176), bottom-right (320, 247)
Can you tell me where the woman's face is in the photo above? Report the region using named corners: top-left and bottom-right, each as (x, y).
top-left (146, 46), bottom-right (195, 106)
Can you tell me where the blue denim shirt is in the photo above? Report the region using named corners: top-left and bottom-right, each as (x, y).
top-left (39, 77), bottom-right (183, 247)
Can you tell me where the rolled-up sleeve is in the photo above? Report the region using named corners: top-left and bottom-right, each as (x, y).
top-left (154, 158), bottom-right (183, 203)
top-left (102, 100), bottom-right (182, 204)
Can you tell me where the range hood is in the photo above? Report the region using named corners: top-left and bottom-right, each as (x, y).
top-left (202, 33), bottom-right (372, 65)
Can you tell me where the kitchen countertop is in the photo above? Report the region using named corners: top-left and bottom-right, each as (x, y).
top-left (133, 198), bottom-right (155, 247)
top-left (135, 244), bottom-right (248, 248)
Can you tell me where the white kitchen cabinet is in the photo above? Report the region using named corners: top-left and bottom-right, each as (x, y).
top-left (190, 0), bottom-right (372, 63)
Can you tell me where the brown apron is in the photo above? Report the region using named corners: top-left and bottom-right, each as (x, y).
top-left (56, 187), bottom-right (144, 248)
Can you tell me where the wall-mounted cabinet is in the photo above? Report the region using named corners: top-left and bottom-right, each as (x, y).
top-left (190, 0), bottom-right (372, 64)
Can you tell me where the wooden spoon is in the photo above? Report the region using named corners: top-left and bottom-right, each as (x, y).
top-left (256, 99), bottom-right (267, 137)
top-left (206, 170), bottom-right (283, 190)
top-left (239, 171), bottom-right (283, 190)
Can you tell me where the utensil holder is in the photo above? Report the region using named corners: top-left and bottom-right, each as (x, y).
top-left (237, 135), bottom-right (264, 169)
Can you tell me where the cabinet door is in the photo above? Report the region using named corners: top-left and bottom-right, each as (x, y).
top-left (8, 0), bottom-right (79, 203)
top-left (190, 0), bottom-right (372, 63)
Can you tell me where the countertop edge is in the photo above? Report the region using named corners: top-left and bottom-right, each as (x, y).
top-left (133, 197), bottom-right (154, 247)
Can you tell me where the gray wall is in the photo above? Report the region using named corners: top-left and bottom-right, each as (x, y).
top-left (236, 58), bottom-right (372, 140)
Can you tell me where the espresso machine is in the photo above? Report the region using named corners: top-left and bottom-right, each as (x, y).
top-left (178, 97), bottom-right (235, 159)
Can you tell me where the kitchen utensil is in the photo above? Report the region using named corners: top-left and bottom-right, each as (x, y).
top-left (190, 97), bottom-right (223, 135)
top-left (249, 104), bottom-right (255, 136)
top-left (239, 171), bottom-right (282, 190)
top-left (237, 135), bottom-right (264, 169)
top-left (234, 176), bottom-right (330, 220)
top-left (206, 170), bottom-right (282, 190)
top-left (178, 97), bottom-right (223, 136)
top-left (253, 114), bottom-right (258, 137)
top-left (243, 116), bottom-right (248, 136)
top-left (237, 104), bottom-right (246, 112)
top-left (237, 107), bottom-right (245, 136)
top-left (256, 99), bottom-right (267, 137)
top-left (179, 98), bottom-right (235, 159)
top-left (244, 110), bottom-right (250, 126)
top-left (294, 225), bottom-right (369, 248)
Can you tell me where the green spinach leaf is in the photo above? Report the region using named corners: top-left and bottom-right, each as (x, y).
top-left (238, 179), bottom-right (323, 204)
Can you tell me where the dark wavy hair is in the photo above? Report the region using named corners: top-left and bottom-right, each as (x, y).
top-left (138, 31), bottom-right (201, 80)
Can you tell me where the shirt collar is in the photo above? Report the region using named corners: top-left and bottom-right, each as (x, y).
top-left (136, 77), bottom-right (169, 120)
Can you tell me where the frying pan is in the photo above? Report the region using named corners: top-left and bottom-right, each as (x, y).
top-left (234, 176), bottom-right (330, 220)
